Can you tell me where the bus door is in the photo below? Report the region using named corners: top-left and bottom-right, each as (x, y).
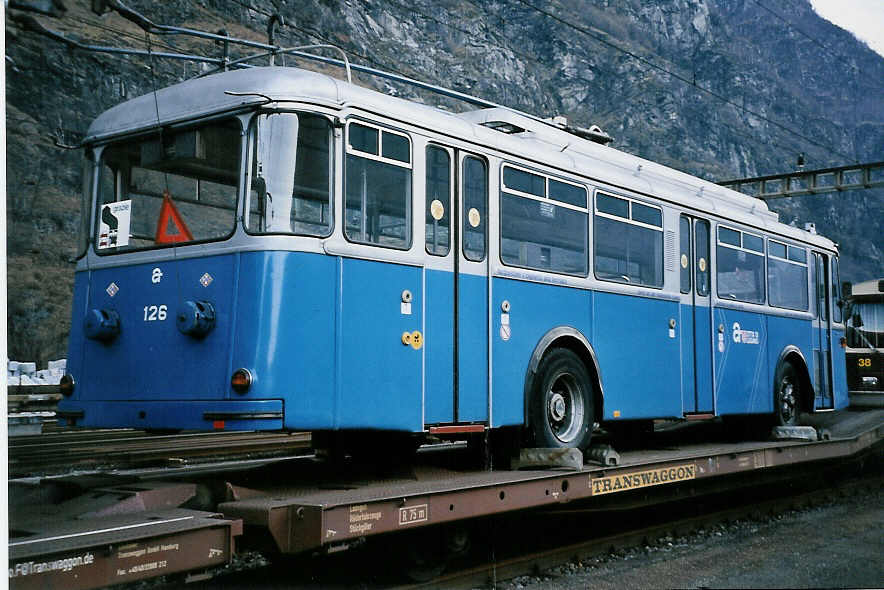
top-left (812, 252), bottom-right (834, 408)
top-left (423, 148), bottom-right (489, 425)
top-left (456, 153), bottom-right (490, 423)
top-left (679, 215), bottom-right (714, 414)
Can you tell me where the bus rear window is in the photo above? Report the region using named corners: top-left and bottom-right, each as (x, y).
top-left (96, 119), bottom-right (241, 253)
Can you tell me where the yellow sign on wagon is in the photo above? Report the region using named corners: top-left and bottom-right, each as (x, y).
top-left (589, 463), bottom-right (696, 496)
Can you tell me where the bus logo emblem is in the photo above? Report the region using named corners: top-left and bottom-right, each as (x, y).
top-left (732, 322), bottom-right (760, 345)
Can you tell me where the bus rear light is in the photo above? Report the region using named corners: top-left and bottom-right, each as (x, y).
top-left (60, 374), bottom-right (75, 397)
top-left (231, 369), bottom-right (252, 394)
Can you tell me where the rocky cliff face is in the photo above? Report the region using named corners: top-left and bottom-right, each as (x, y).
top-left (6, 0), bottom-right (883, 362)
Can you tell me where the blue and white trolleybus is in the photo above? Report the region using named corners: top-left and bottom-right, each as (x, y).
top-left (59, 65), bottom-right (848, 451)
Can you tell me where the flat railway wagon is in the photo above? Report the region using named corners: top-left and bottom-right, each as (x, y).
top-left (58, 64), bottom-right (848, 450)
top-left (11, 409), bottom-right (883, 589)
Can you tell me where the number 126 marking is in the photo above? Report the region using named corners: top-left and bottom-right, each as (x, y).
top-left (143, 304), bottom-right (168, 321)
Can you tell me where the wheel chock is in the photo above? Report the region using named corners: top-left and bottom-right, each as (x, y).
top-left (515, 447), bottom-right (583, 470)
top-left (771, 425), bottom-right (819, 441)
top-left (586, 443), bottom-right (621, 466)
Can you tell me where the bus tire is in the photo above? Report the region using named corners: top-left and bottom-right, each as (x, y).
top-left (774, 362), bottom-right (801, 426)
top-left (529, 348), bottom-right (594, 450)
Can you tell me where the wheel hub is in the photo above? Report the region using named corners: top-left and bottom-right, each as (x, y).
top-left (548, 392), bottom-right (567, 422)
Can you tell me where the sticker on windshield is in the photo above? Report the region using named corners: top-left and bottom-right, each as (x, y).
top-left (98, 200), bottom-right (131, 249)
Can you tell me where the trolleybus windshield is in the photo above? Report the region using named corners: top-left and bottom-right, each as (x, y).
top-left (95, 118), bottom-right (242, 253)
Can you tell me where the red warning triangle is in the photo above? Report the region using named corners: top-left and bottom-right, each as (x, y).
top-left (155, 190), bottom-right (194, 244)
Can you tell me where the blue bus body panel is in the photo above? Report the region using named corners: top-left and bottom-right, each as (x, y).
top-left (67, 254), bottom-right (238, 403)
top-left (593, 291), bottom-right (681, 420)
top-left (831, 328), bottom-right (848, 409)
top-left (457, 273), bottom-right (489, 423)
top-left (424, 269), bottom-right (455, 424)
top-left (233, 251), bottom-right (337, 430)
top-left (714, 307), bottom-right (770, 415)
top-left (679, 303), bottom-right (696, 413)
top-left (490, 278), bottom-right (592, 428)
top-left (336, 257), bottom-right (423, 431)
top-left (765, 313), bottom-right (813, 411)
top-left (60, 248), bottom-right (847, 432)
top-left (679, 302), bottom-right (715, 414)
top-left (695, 306), bottom-right (715, 412)
top-left (65, 271), bottom-right (90, 403)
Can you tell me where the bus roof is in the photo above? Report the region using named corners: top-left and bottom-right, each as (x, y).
top-left (85, 66), bottom-right (837, 251)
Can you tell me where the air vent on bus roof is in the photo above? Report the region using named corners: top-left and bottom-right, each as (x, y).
top-left (480, 120), bottom-right (526, 134)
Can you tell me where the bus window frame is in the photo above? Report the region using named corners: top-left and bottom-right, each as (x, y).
top-left (714, 223), bottom-right (766, 304)
top-left (343, 118), bottom-right (414, 251)
top-left (425, 143), bottom-right (454, 257)
top-left (243, 110), bottom-right (336, 239)
top-left (832, 255), bottom-right (843, 323)
top-left (93, 116), bottom-right (244, 256)
top-left (767, 239), bottom-right (809, 312)
top-left (461, 154), bottom-right (488, 263)
top-left (592, 190), bottom-right (665, 289)
top-left (498, 162), bottom-right (589, 278)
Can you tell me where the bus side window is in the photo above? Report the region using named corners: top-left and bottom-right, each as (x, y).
top-left (679, 215), bottom-right (691, 293)
top-left (594, 193), bottom-right (664, 288)
top-left (832, 256), bottom-right (842, 323)
top-left (462, 156), bottom-right (487, 262)
top-left (425, 146), bottom-right (451, 256)
top-left (768, 241), bottom-right (808, 311)
top-left (695, 220), bottom-right (710, 296)
top-left (716, 226), bottom-right (764, 303)
top-left (499, 166), bottom-right (587, 276)
top-left (344, 122), bottom-right (412, 249)
top-left (815, 253), bottom-right (828, 321)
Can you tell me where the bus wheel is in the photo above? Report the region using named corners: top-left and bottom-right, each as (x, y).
top-left (529, 348), bottom-right (594, 450)
top-left (774, 362), bottom-right (801, 426)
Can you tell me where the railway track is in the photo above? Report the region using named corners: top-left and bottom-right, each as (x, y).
top-left (8, 429), bottom-right (312, 477)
